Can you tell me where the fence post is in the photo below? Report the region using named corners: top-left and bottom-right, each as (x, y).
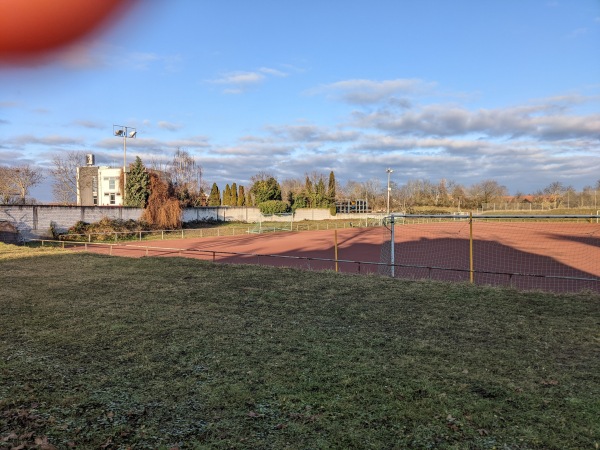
top-left (390, 215), bottom-right (395, 278)
top-left (334, 229), bottom-right (339, 272)
top-left (469, 212), bottom-right (474, 284)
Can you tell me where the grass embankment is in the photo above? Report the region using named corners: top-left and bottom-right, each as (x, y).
top-left (1, 247), bottom-right (599, 449)
top-left (57, 218), bottom-right (380, 243)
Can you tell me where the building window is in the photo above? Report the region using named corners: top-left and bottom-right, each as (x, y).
top-left (108, 178), bottom-right (116, 190)
top-left (109, 193), bottom-right (116, 205)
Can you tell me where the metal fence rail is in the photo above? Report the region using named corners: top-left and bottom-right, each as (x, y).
top-left (30, 239), bottom-right (600, 293)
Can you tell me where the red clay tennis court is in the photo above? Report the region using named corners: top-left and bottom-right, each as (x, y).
top-left (76, 219), bottom-right (600, 293)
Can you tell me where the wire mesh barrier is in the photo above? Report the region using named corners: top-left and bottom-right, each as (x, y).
top-left (31, 213), bottom-right (600, 293)
top-left (380, 214), bottom-right (600, 293)
top-left (32, 240), bottom-right (382, 275)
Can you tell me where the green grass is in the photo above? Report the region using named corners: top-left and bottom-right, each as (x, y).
top-left (1, 248), bottom-right (599, 449)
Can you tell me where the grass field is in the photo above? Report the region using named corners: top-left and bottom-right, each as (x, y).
top-left (1, 245), bottom-right (599, 449)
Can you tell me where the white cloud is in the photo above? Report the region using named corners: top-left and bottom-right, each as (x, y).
top-left (158, 121), bottom-right (183, 131)
top-left (12, 135), bottom-right (83, 147)
top-left (208, 66), bottom-right (289, 93)
top-left (266, 123), bottom-right (360, 143)
top-left (73, 120), bottom-right (105, 129)
top-left (258, 67), bottom-right (287, 77)
top-left (211, 71), bottom-right (265, 86)
top-left (308, 78), bottom-right (436, 104)
top-left (351, 101), bottom-right (600, 141)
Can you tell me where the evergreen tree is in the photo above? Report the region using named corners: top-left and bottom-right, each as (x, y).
top-left (124, 156), bottom-right (150, 207)
top-left (304, 176), bottom-right (314, 207)
top-left (316, 178), bottom-right (326, 207)
top-left (327, 171), bottom-right (336, 206)
top-left (250, 176), bottom-right (282, 204)
top-left (208, 183), bottom-right (221, 206)
top-left (223, 184), bottom-right (231, 206)
top-left (246, 188), bottom-right (252, 206)
top-left (238, 185), bottom-right (246, 206)
top-left (231, 182), bottom-right (238, 206)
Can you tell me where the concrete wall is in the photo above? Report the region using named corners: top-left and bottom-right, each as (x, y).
top-left (0, 205), bottom-right (144, 240)
top-left (0, 205), bottom-right (385, 240)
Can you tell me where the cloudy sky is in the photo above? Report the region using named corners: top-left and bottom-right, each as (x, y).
top-left (1, 0), bottom-right (599, 202)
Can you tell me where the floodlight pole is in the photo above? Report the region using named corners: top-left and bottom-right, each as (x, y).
top-left (386, 168), bottom-right (393, 215)
top-left (113, 125), bottom-right (137, 205)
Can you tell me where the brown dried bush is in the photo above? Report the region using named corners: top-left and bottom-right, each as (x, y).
top-left (141, 172), bottom-right (182, 229)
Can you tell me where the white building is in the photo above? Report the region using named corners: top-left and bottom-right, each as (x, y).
top-left (77, 158), bottom-right (124, 206)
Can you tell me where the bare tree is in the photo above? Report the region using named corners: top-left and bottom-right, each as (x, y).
top-left (250, 171), bottom-right (274, 184)
top-left (0, 166), bottom-right (18, 203)
top-left (169, 148), bottom-right (203, 191)
top-left (543, 181), bottom-right (565, 208)
top-left (447, 180), bottom-right (468, 209)
top-left (1, 165), bottom-right (44, 204)
top-left (50, 150), bottom-right (87, 204)
top-left (469, 179), bottom-right (508, 207)
top-left (280, 177), bottom-right (305, 204)
top-left (162, 148), bottom-right (207, 204)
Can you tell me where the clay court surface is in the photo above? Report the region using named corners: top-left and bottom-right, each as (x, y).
top-left (80, 222), bottom-right (600, 292)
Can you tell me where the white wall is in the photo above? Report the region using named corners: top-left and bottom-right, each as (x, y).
top-left (0, 205), bottom-right (384, 240)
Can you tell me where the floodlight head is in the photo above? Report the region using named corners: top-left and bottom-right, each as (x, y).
top-left (128, 130), bottom-right (137, 138)
top-left (115, 129), bottom-right (124, 136)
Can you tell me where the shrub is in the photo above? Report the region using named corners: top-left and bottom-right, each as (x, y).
top-left (49, 221), bottom-right (60, 239)
top-left (258, 200), bottom-right (290, 215)
top-left (68, 220), bottom-right (89, 234)
top-left (141, 173), bottom-right (182, 229)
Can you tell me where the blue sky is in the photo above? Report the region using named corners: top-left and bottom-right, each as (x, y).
top-left (1, 0), bottom-right (599, 202)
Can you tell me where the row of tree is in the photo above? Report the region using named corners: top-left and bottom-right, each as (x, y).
top-left (2, 149), bottom-right (600, 210)
top-left (208, 183), bottom-right (247, 207)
